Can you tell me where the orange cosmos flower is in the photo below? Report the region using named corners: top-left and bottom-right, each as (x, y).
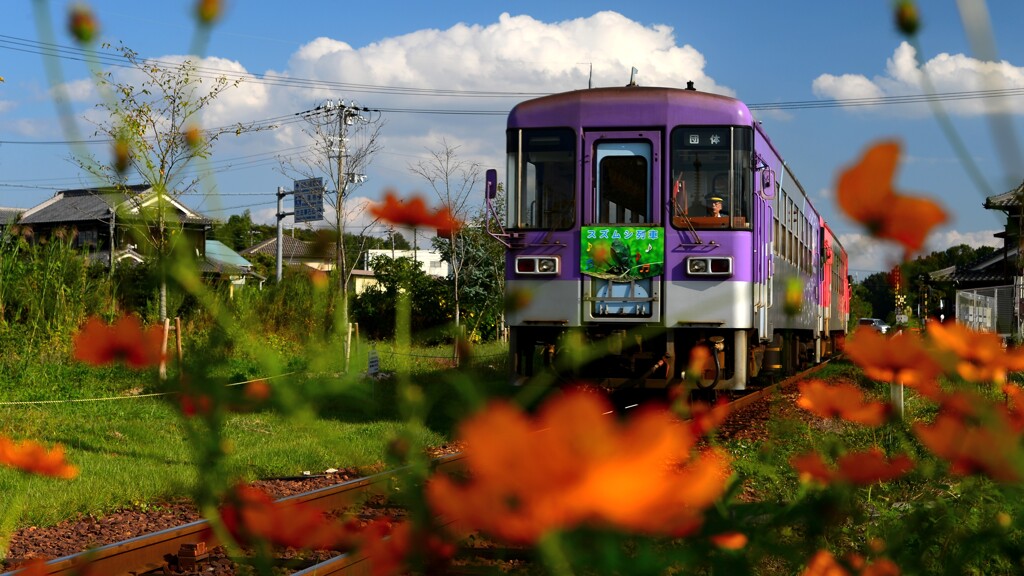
top-left (216, 484), bottom-right (358, 550)
top-left (688, 398), bottom-right (732, 437)
top-left (844, 326), bottom-right (942, 391)
top-left (797, 380), bottom-right (889, 426)
top-left (359, 519), bottom-right (455, 576)
top-left (73, 315), bottom-right (164, 369)
top-left (837, 141), bottom-right (947, 259)
top-left (913, 412), bottom-right (1022, 482)
top-left (710, 531), bottom-right (748, 550)
top-left (791, 449), bottom-right (913, 486)
top-left (370, 190), bottom-right (463, 234)
top-left (926, 320), bottom-right (1024, 384)
top-left (1002, 383), bottom-right (1024, 432)
top-left (0, 436), bottom-right (78, 479)
top-left (244, 379), bottom-right (272, 402)
top-left (426, 390), bottom-right (731, 544)
top-left (802, 550), bottom-right (901, 576)
top-left (834, 449), bottom-right (914, 485)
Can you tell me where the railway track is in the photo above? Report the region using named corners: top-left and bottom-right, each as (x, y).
top-left (2, 361), bottom-right (831, 576)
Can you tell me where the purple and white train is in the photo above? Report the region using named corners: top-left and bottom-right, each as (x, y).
top-left (484, 84), bottom-right (850, 391)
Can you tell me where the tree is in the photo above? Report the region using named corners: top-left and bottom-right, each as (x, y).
top-left (409, 139), bottom-right (481, 331)
top-left (213, 210), bottom-right (265, 251)
top-left (281, 101), bottom-right (384, 370)
top-left (352, 255), bottom-right (450, 341)
top-left (433, 205), bottom-right (506, 341)
top-left (77, 44), bottom-right (259, 320)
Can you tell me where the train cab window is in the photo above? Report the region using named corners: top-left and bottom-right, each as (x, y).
top-left (669, 126), bottom-right (752, 229)
top-left (595, 142), bottom-right (651, 224)
top-left (506, 128), bottom-right (576, 230)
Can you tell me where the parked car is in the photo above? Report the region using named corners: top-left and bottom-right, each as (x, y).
top-left (858, 318), bottom-right (890, 334)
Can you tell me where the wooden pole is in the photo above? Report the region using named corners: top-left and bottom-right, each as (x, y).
top-left (160, 318), bottom-right (171, 381)
top-left (175, 317), bottom-right (183, 365)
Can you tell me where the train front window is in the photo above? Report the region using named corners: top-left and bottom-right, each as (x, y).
top-left (669, 126), bottom-right (752, 229)
top-left (507, 128), bottom-right (576, 230)
top-left (595, 142), bottom-right (651, 224)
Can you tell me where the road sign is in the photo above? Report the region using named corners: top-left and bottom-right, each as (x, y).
top-left (294, 178), bottom-right (325, 223)
top-left (368, 347), bottom-right (379, 375)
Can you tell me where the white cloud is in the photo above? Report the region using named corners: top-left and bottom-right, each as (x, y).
top-left (50, 78), bottom-right (95, 103)
top-left (812, 41), bottom-right (1024, 116)
top-left (214, 10), bottom-right (730, 205)
top-left (278, 12), bottom-right (725, 97)
top-left (840, 228), bottom-right (1001, 275)
top-left (48, 12), bottom-right (730, 216)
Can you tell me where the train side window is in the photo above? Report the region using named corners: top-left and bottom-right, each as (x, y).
top-left (507, 128), bottom-right (576, 230)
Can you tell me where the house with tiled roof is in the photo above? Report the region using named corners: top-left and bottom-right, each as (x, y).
top-left (927, 180), bottom-right (1024, 337)
top-left (0, 207), bottom-right (22, 232)
top-left (19, 185), bottom-right (209, 267)
top-left (240, 236), bottom-right (380, 293)
top-left (203, 239), bottom-right (263, 294)
top-left (242, 235), bottom-right (330, 270)
top-left (17, 186), bottom-right (259, 290)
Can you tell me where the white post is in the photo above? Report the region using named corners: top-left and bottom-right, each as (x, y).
top-left (890, 381), bottom-right (904, 420)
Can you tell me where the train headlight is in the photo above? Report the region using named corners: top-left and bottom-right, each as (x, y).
top-left (516, 256), bottom-right (560, 275)
top-left (687, 256), bottom-right (733, 276)
top-left (688, 259), bottom-right (708, 274)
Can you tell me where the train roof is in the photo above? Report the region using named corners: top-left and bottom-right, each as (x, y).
top-left (508, 86), bottom-right (753, 129)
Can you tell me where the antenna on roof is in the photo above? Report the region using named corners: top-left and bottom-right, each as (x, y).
top-left (627, 67), bottom-right (638, 87)
top-left (578, 62), bottom-right (593, 89)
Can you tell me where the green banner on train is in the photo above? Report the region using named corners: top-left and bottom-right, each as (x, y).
top-left (580, 226), bottom-right (665, 280)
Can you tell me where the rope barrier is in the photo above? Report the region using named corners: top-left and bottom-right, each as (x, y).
top-left (0, 347), bottom-right (508, 407)
top-left (0, 371), bottom-right (299, 406)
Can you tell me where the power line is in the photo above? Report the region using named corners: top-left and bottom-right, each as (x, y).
top-left (0, 34), bottom-right (548, 99)
top-left (4, 33), bottom-right (1022, 117)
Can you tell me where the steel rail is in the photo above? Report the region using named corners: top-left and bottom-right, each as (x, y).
top-left (1, 453), bottom-right (466, 576)
top-left (290, 359), bottom-right (838, 576)
top-left (3, 360), bottom-right (832, 576)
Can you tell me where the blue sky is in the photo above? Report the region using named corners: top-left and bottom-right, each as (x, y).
top-left (2, 1), bottom-right (1023, 276)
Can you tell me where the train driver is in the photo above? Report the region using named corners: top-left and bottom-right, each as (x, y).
top-left (708, 196), bottom-right (725, 217)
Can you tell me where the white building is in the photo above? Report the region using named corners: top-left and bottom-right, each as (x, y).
top-left (365, 249), bottom-right (449, 278)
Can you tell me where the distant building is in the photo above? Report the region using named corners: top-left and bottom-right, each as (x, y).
top-left (18, 185), bottom-right (208, 268)
top-left (203, 239), bottom-right (262, 296)
top-left (365, 249), bottom-right (449, 278)
top-left (928, 179), bottom-right (1024, 338)
top-left (240, 236), bottom-right (378, 294)
top-left (242, 235), bottom-right (332, 271)
top-left (0, 207), bottom-right (22, 235)
top-left (15, 185), bottom-right (260, 287)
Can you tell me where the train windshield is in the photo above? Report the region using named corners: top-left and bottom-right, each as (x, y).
top-left (669, 126), bottom-right (752, 229)
top-left (506, 128), bottom-right (576, 230)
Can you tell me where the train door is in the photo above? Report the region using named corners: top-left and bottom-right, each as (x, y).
top-left (581, 131), bottom-right (663, 324)
top-left (754, 161), bottom-right (775, 343)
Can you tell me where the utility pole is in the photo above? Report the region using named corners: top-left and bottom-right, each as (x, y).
top-left (292, 99), bottom-right (374, 373)
top-left (276, 186), bottom-right (294, 282)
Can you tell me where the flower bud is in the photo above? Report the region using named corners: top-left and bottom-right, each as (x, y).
top-left (68, 4), bottom-right (99, 44)
top-left (895, 0), bottom-right (920, 36)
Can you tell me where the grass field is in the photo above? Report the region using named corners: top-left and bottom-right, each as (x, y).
top-left (0, 338), bottom-right (512, 528)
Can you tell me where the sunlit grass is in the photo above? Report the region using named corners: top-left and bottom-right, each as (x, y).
top-left (0, 346), bottom-right (491, 528)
